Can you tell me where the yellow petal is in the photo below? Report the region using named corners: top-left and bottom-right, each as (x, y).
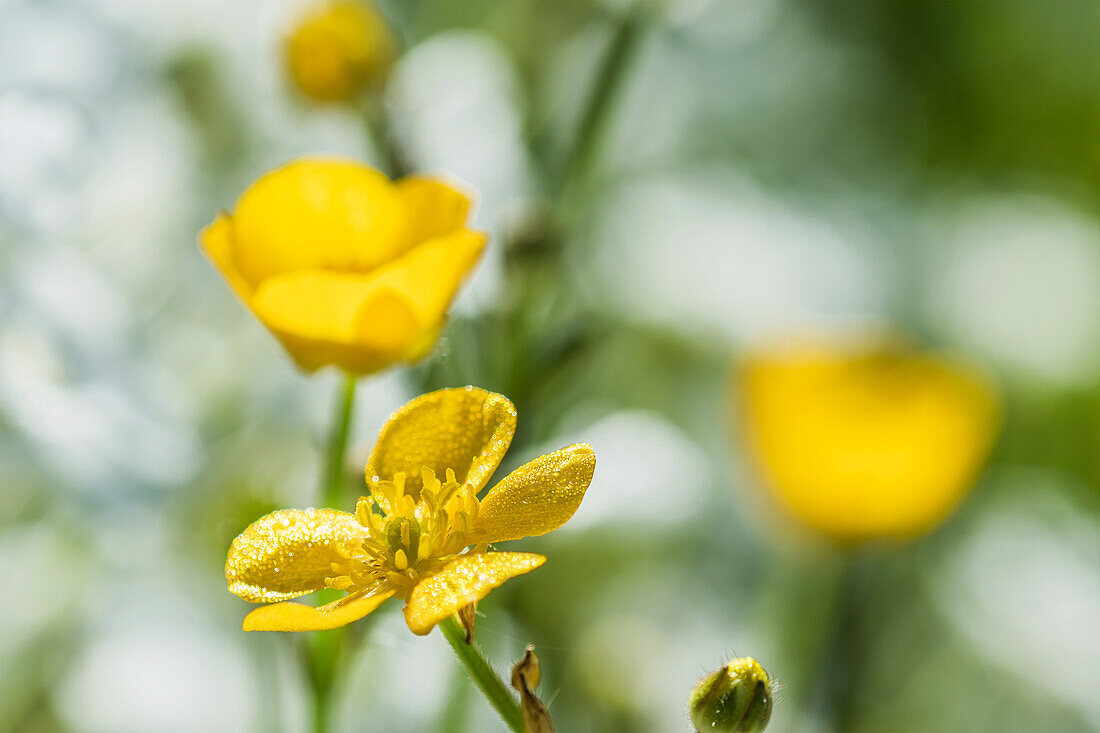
top-left (199, 213), bottom-right (253, 300)
top-left (364, 227), bottom-right (487, 331)
top-left (243, 587), bottom-right (395, 632)
top-left (230, 158), bottom-right (408, 286)
top-left (471, 444), bottom-right (596, 544)
top-left (250, 269), bottom-right (422, 372)
top-left (366, 387), bottom-right (516, 501)
top-left (403, 552), bottom-right (545, 635)
top-left (741, 340), bottom-right (1000, 540)
top-left (226, 508), bottom-right (366, 603)
top-left (396, 176), bottom-right (472, 248)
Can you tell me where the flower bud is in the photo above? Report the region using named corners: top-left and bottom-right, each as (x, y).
top-left (689, 658), bottom-right (772, 733)
top-left (512, 645), bottom-right (553, 733)
top-left (285, 0), bottom-right (396, 103)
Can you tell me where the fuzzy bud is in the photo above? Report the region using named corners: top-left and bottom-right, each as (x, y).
top-left (689, 658), bottom-right (772, 733)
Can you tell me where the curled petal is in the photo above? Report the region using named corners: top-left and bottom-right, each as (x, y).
top-left (226, 508), bottom-right (366, 603)
top-left (471, 444), bottom-right (595, 544)
top-left (396, 176), bottom-right (472, 249)
top-left (367, 387), bottom-right (516, 501)
top-left (363, 228), bottom-right (486, 339)
top-left (251, 270), bottom-right (422, 372)
top-left (243, 587), bottom-right (395, 632)
top-left (403, 552), bottom-right (545, 635)
top-left (199, 213), bottom-right (253, 301)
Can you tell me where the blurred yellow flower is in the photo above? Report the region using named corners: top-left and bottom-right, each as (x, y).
top-left (739, 338), bottom-right (999, 541)
top-left (226, 387), bottom-right (596, 634)
top-left (200, 158), bottom-right (485, 373)
top-left (285, 0), bottom-right (396, 103)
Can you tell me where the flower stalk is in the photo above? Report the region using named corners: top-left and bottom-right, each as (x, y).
top-left (439, 615), bottom-right (524, 733)
top-left (303, 626), bottom-right (344, 733)
top-left (364, 99), bottom-right (408, 180)
top-left (308, 373), bottom-right (358, 733)
top-left (321, 373), bottom-right (358, 510)
top-left (556, 5), bottom-right (649, 205)
top-left (809, 552), bottom-right (870, 732)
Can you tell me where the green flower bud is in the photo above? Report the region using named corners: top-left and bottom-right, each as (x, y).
top-left (689, 658), bottom-right (772, 733)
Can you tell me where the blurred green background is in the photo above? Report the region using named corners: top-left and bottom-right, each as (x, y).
top-left (1, 0), bottom-right (1098, 731)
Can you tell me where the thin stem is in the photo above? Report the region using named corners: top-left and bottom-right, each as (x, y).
top-left (495, 8), bottom-right (648, 419)
top-left (364, 100), bottom-right (408, 179)
top-left (304, 628), bottom-right (343, 733)
top-left (321, 373), bottom-right (358, 510)
top-left (556, 6), bottom-right (648, 203)
top-left (809, 552), bottom-right (869, 732)
top-left (439, 615), bottom-right (524, 733)
top-left (305, 373), bottom-right (358, 733)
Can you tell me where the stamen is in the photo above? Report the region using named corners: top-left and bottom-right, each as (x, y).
top-left (355, 496), bottom-right (373, 526)
top-left (363, 464), bottom-right (486, 584)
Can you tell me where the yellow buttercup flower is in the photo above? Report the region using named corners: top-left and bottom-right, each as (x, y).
top-left (200, 158), bottom-right (485, 373)
top-left (226, 387), bottom-right (596, 635)
top-left (739, 338), bottom-right (999, 541)
top-left (285, 0), bottom-right (396, 103)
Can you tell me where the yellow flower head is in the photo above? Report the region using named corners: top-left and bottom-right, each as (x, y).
top-left (285, 0), bottom-right (396, 103)
top-left (739, 337), bottom-right (999, 542)
top-left (200, 158), bottom-right (485, 374)
top-left (225, 387), bottom-right (596, 635)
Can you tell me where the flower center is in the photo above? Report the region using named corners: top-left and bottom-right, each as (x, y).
top-left (384, 515), bottom-right (421, 566)
top-left (325, 466), bottom-right (482, 595)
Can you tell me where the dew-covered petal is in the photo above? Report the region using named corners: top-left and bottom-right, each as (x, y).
top-left (366, 387), bottom-right (516, 501)
top-left (226, 508), bottom-right (367, 603)
top-left (471, 444), bottom-right (595, 544)
top-left (403, 552), bottom-right (545, 635)
top-left (242, 587), bottom-right (395, 632)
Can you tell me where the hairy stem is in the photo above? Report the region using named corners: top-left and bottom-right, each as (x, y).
top-left (439, 615), bottom-right (524, 733)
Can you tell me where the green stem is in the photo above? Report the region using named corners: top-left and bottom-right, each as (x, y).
top-left (439, 615), bottom-right (524, 733)
top-left (365, 100), bottom-right (408, 179)
top-left (496, 8), bottom-right (648, 418)
top-left (556, 6), bottom-right (648, 203)
top-left (321, 373), bottom-right (358, 510)
top-left (305, 373), bottom-right (358, 733)
top-left (810, 552), bottom-right (868, 732)
top-left (304, 629), bottom-right (343, 733)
